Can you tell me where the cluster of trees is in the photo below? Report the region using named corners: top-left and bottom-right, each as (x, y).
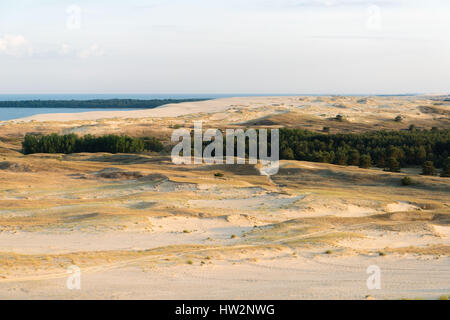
top-left (22, 133), bottom-right (163, 154)
top-left (0, 99), bottom-right (207, 109)
top-left (279, 128), bottom-right (450, 174)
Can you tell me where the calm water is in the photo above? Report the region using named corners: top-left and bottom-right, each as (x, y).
top-left (0, 93), bottom-right (299, 121)
top-left (0, 94), bottom-right (216, 121)
top-left (0, 108), bottom-right (144, 121)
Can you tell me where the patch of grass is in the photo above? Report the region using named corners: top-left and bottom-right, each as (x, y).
top-left (186, 260), bottom-right (193, 265)
top-left (439, 295), bottom-right (448, 300)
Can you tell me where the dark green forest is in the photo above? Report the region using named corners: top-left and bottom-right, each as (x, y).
top-left (22, 133), bottom-right (163, 154)
top-left (22, 128), bottom-right (450, 177)
top-left (0, 99), bottom-right (207, 109)
top-left (279, 128), bottom-right (450, 174)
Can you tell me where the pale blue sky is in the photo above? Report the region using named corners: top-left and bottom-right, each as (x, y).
top-left (0, 0), bottom-right (449, 94)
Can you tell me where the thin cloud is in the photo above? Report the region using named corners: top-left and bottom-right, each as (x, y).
top-left (78, 44), bottom-right (104, 59)
top-left (0, 34), bottom-right (33, 57)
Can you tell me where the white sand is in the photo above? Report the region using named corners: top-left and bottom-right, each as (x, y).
top-left (1, 254), bottom-right (448, 300)
top-left (14, 97), bottom-right (269, 122)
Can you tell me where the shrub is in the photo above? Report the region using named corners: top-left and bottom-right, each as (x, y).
top-left (394, 115), bottom-right (403, 122)
top-left (401, 176), bottom-right (414, 186)
top-left (214, 172), bottom-right (224, 177)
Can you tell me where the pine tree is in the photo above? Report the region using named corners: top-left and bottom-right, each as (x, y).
top-left (348, 149), bottom-right (360, 166)
top-left (422, 161), bottom-right (437, 176)
top-left (281, 147), bottom-right (295, 160)
top-left (441, 157), bottom-right (450, 177)
top-left (359, 154), bottom-right (372, 169)
top-left (386, 157), bottom-right (401, 172)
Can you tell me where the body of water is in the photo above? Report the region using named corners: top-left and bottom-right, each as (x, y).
top-left (0, 108), bottom-right (143, 121)
top-left (0, 93), bottom-right (263, 101)
top-left (0, 93), bottom-right (299, 121)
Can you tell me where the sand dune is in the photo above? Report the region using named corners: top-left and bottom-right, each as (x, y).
top-left (1, 96), bottom-right (449, 299)
top-left (14, 97), bottom-right (257, 122)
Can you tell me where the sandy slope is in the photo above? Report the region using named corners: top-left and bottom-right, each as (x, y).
top-left (0, 153), bottom-right (448, 299)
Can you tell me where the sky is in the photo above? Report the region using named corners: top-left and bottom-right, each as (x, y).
top-left (0, 0), bottom-right (449, 95)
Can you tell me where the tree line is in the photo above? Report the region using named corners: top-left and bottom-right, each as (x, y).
top-left (279, 128), bottom-right (450, 176)
top-left (22, 133), bottom-right (163, 154)
top-left (0, 99), bottom-right (207, 109)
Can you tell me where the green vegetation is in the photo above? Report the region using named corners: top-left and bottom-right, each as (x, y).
top-left (22, 133), bottom-right (163, 154)
top-left (401, 176), bottom-right (414, 186)
top-left (0, 98), bottom-right (207, 109)
top-left (394, 115), bottom-right (403, 122)
top-left (359, 154), bottom-right (372, 168)
top-left (441, 157), bottom-right (450, 177)
top-left (280, 128), bottom-right (450, 172)
top-left (422, 161), bottom-right (437, 176)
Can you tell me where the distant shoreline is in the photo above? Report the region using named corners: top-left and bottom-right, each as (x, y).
top-left (0, 98), bottom-right (209, 109)
top-left (0, 93), bottom-right (438, 102)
